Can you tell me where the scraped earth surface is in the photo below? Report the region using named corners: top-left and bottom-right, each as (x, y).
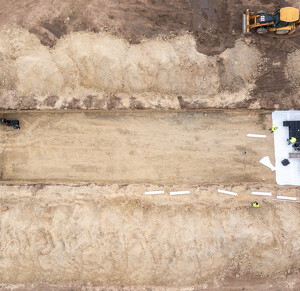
top-left (0, 0), bottom-right (299, 110)
top-left (0, 0), bottom-right (300, 290)
top-left (0, 28), bottom-right (261, 110)
top-left (0, 183), bottom-right (299, 289)
top-left (0, 111), bottom-right (274, 183)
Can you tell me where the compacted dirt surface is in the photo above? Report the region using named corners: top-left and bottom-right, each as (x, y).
top-left (0, 0), bottom-right (300, 290)
top-left (0, 111), bottom-right (274, 184)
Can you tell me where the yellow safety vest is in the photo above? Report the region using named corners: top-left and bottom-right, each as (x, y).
top-left (253, 203), bottom-right (259, 208)
top-left (271, 126), bottom-right (277, 132)
top-left (290, 137), bottom-right (297, 143)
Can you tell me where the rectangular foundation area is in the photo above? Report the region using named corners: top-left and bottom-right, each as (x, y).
top-left (272, 110), bottom-right (300, 186)
top-left (0, 111), bottom-right (274, 184)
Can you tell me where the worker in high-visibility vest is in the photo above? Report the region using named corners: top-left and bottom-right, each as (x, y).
top-left (288, 137), bottom-right (297, 145)
top-left (269, 126), bottom-right (278, 133)
top-left (251, 201), bottom-right (259, 208)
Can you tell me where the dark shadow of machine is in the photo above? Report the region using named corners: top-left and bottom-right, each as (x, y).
top-left (1, 118), bottom-right (20, 130)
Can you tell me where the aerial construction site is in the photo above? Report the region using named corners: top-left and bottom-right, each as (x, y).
top-left (0, 0), bottom-right (300, 290)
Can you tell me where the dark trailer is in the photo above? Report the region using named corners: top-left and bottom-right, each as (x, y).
top-left (1, 118), bottom-right (20, 130)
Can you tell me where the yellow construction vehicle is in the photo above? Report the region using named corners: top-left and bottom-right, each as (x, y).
top-left (243, 7), bottom-right (300, 35)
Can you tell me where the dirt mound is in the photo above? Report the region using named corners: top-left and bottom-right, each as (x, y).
top-left (0, 27), bottom-right (261, 109)
top-left (0, 183), bottom-right (299, 287)
top-left (0, 0), bottom-right (300, 110)
top-left (0, 0), bottom-right (193, 48)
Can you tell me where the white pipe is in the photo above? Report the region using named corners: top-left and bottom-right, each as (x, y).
top-left (247, 134), bottom-right (267, 138)
top-left (144, 191), bottom-right (164, 195)
top-left (272, 199), bottom-right (300, 203)
top-left (170, 191), bottom-right (190, 195)
top-left (276, 195), bottom-right (297, 201)
top-left (251, 192), bottom-right (272, 196)
top-left (217, 189), bottom-right (238, 196)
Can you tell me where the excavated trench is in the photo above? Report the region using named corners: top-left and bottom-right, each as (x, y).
top-left (0, 109), bottom-right (275, 184)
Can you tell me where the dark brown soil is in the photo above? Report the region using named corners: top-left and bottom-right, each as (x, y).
top-left (192, 0), bottom-right (293, 55)
top-left (193, 0), bottom-right (300, 109)
top-left (249, 34), bottom-right (300, 110)
top-left (0, 0), bottom-right (194, 47)
top-left (0, 0), bottom-right (299, 109)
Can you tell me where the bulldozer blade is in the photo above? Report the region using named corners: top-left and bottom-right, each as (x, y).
top-left (242, 13), bottom-right (248, 34)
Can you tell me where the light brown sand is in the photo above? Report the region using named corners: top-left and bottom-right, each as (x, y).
top-left (0, 28), bottom-right (261, 109)
top-left (1, 110), bottom-right (274, 184)
top-left (0, 183), bottom-right (299, 287)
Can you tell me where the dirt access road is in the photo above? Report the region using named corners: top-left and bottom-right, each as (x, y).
top-left (0, 111), bottom-right (274, 184)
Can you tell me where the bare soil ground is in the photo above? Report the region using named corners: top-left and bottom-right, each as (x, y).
top-left (193, 0), bottom-right (300, 109)
top-left (0, 111), bottom-right (274, 184)
top-left (0, 0), bottom-right (299, 290)
top-left (0, 183), bottom-right (299, 289)
top-left (0, 0), bottom-right (193, 47)
top-left (2, 278), bottom-right (300, 291)
top-left (0, 0), bottom-right (299, 109)
top-left (0, 29), bottom-right (261, 110)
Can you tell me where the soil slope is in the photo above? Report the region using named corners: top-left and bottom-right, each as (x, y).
top-left (0, 28), bottom-right (261, 109)
top-left (0, 183), bottom-right (299, 288)
top-left (0, 0), bottom-right (299, 109)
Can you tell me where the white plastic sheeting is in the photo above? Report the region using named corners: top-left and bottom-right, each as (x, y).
top-left (272, 111), bottom-right (300, 186)
top-left (260, 156), bottom-right (276, 171)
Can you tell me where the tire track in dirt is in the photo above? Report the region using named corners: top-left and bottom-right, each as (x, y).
top-left (249, 34), bottom-right (300, 109)
top-left (0, 183), bottom-right (299, 287)
top-left (0, 0), bottom-right (299, 110)
top-left (0, 110), bottom-right (274, 184)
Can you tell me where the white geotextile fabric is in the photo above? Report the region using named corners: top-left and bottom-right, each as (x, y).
top-left (260, 156), bottom-right (276, 171)
top-left (272, 111), bottom-right (300, 186)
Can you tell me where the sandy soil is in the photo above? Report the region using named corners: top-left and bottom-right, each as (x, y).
top-left (2, 278), bottom-right (300, 291)
top-left (0, 111), bottom-right (274, 184)
top-left (0, 183), bottom-right (299, 288)
top-left (0, 0), bottom-right (299, 290)
top-left (0, 0), bottom-right (299, 110)
top-left (0, 28), bottom-right (261, 110)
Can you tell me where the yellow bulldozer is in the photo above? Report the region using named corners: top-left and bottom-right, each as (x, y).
top-left (243, 6), bottom-right (300, 35)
